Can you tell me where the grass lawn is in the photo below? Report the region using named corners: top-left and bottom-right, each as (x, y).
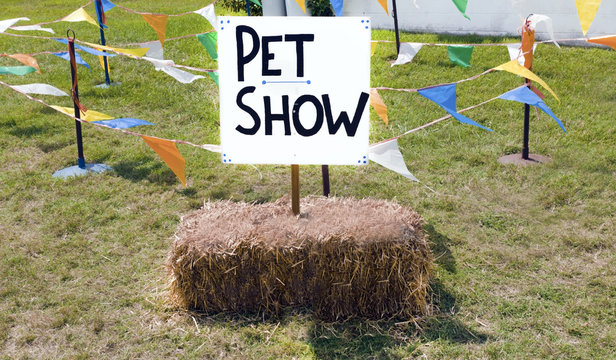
top-left (1, 1), bottom-right (615, 358)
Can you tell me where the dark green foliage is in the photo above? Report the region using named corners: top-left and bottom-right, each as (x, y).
top-left (307, 0), bottom-right (334, 16)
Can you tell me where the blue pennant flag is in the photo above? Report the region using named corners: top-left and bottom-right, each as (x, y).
top-left (53, 52), bottom-right (91, 71)
top-left (101, 0), bottom-right (116, 12)
top-left (329, 0), bottom-right (344, 16)
top-left (499, 86), bottom-right (566, 133)
top-left (91, 118), bottom-right (154, 129)
top-left (418, 83), bottom-right (493, 131)
top-left (54, 39), bottom-right (116, 57)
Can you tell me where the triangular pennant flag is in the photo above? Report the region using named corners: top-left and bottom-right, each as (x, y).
top-left (141, 136), bottom-right (186, 186)
top-left (391, 42), bottom-right (423, 67)
top-left (418, 84), bottom-right (493, 131)
top-left (92, 118), bottom-right (153, 129)
top-left (138, 41), bottom-right (164, 59)
top-left (10, 83), bottom-right (68, 96)
top-left (451, 0), bottom-right (470, 20)
top-left (295, 0), bottom-right (307, 13)
top-left (49, 105), bottom-right (114, 121)
top-left (0, 17), bottom-right (29, 33)
top-left (528, 14), bottom-right (560, 48)
top-left (448, 45), bottom-right (474, 67)
top-left (208, 71), bottom-right (219, 86)
top-left (575, 0), bottom-right (602, 35)
top-left (9, 24), bottom-right (55, 34)
top-left (101, 0), bottom-right (116, 12)
top-left (368, 139), bottom-right (418, 182)
top-left (377, 0), bottom-right (388, 15)
top-left (493, 60), bottom-right (559, 102)
top-left (369, 89), bottom-right (388, 125)
top-left (145, 57), bottom-right (205, 84)
top-left (193, 4), bottom-right (217, 30)
top-left (0, 66), bottom-right (37, 76)
top-left (53, 52), bottom-right (91, 71)
top-left (371, 41), bottom-right (378, 56)
top-left (61, 7), bottom-right (98, 27)
top-left (81, 41), bottom-right (150, 57)
top-left (141, 14), bottom-right (168, 47)
top-left (6, 53), bottom-right (41, 73)
top-left (249, 0), bottom-right (262, 6)
top-left (330, 0), bottom-right (344, 16)
top-left (499, 86), bottom-right (566, 132)
top-left (506, 43), bottom-right (537, 67)
top-left (196, 32), bottom-right (218, 61)
top-left (587, 35), bottom-right (616, 50)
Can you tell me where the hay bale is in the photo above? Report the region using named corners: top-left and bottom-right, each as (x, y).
top-left (167, 196), bottom-right (432, 320)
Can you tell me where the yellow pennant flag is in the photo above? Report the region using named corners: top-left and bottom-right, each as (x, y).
top-left (370, 89), bottom-right (389, 125)
top-left (61, 7), bottom-right (98, 27)
top-left (587, 35), bottom-right (616, 50)
top-left (295, 0), bottom-right (306, 12)
top-left (50, 105), bottom-right (114, 122)
top-left (575, 0), bottom-right (602, 35)
top-left (377, 0), bottom-right (389, 15)
top-left (81, 41), bottom-right (150, 57)
top-left (141, 14), bottom-right (168, 47)
top-left (492, 60), bottom-right (559, 103)
top-left (371, 41), bottom-right (378, 56)
top-left (141, 136), bottom-right (186, 186)
top-left (7, 53), bottom-right (41, 74)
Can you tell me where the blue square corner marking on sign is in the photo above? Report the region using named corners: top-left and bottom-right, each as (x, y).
top-left (361, 18), bottom-right (371, 30)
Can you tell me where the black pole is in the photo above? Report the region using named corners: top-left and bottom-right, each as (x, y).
top-left (321, 165), bottom-right (330, 197)
top-left (67, 31), bottom-right (86, 169)
top-left (522, 82), bottom-right (530, 160)
top-left (392, 0), bottom-right (401, 54)
top-left (245, 0), bottom-right (251, 16)
top-left (95, 0), bottom-right (111, 86)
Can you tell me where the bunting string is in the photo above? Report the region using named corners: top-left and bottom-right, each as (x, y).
top-left (0, 79), bottom-right (220, 153)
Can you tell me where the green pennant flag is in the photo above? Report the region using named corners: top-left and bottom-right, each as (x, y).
top-left (448, 45), bottom-right (474, 67)
top-left (249, 0), bottom-right (262, 7)
top-left (208, 71), bottom-right (219, 86)
top-left (197, 32), bottom-right (218, 61)
top-left (451, 0), bottom-right (470, 20)
top-left (0, 66), bottom-right (37, 76)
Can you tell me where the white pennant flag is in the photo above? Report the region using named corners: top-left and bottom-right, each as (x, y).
top-left (391, 42), bottom-right (423, 67)
top-left (368, 139), bottom-right (418, 182)
top-left (506, 42), bottom-right (538, 66)
top-left (9, 24), bottom-right (55, 34)
top-left (528, 14), bottom-right (560, 49)
top-left (0, 17), bottom-right (29, 33)
top-left (139, 41), bottom-right (164, 60)
top-left (193, 4), bottom-right (217, 31)
top-left (10, 83), bottom-right (68, 97)
top-left (145, 57), bottom-right (205, 84)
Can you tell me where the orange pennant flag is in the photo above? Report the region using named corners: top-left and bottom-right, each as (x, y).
top-left (295, 0), bottom-right (306, 13)
top-left (141, 14), bottom-right (168, 47)
top-left (142, 136), bottom-right (186, 186)
top-left (377, 0), bottom-right (389, 15)
top-left (7, 53), bottom-right (41, 74)
top-left (370, 89), bottom-right (389, 125)
top-left (587, 35), bottom-right (616, 50)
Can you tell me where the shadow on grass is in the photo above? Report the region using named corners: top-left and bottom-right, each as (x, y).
top-left (435, 33), bottom-right (514, 44)
top-left (112, 159), bottom-right (178, 186)
top-left (425, 223), bottom-right (457, 273)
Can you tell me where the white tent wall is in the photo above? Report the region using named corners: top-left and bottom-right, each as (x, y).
top-left (264, 0), bottom-right (615, 40)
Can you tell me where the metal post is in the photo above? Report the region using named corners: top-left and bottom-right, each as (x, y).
top-left (522, 99), bottom-right (530, 160)
top-left (95, 0), bottom-right (111, 86)
top-left (67, 31), bottom-right (86, 169)
top-left (321, 165), bottom-right (330, 197)
top-left (246, 0), bottom-right (251, 16)
top-left (392, 0), bottom-right (401, 54)
top-left (521, 15), bottom-right (534, 161)
top-left (291, 165), bottom-right (300, 215)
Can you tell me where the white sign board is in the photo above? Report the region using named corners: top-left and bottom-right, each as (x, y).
top-left (219, 16), bottom-right (371, 165)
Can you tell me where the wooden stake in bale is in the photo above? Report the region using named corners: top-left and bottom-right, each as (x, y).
top-left (167, 196), bottom-right (433, 320)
